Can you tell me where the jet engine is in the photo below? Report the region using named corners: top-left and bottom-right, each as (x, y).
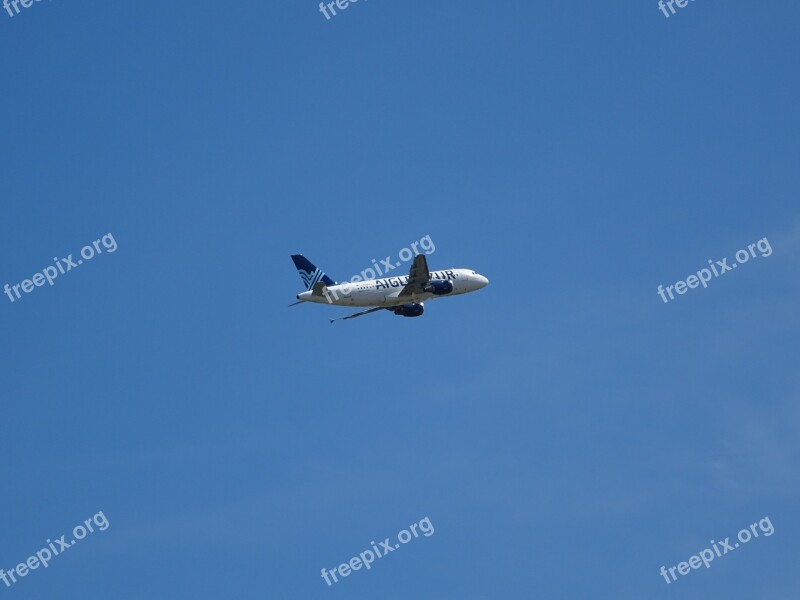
top-left (392, 303), bottom-right (424, 317)
top-left (423, 280), bottom-right (453, 295)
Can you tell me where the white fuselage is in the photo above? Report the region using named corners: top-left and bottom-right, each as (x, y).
top-left (297, 268), bottom-right (489, 307)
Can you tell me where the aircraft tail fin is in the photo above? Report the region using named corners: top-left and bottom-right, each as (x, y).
top-left (291, 255), bottom-right (336, 290)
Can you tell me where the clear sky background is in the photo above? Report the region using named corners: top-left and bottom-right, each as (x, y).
top-left (1, 1), bottom-right (798, 598)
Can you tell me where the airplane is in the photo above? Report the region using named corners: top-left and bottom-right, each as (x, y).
top-left (289, 253), bottom-right (489, 323)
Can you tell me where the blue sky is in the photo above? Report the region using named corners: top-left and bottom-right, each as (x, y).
top-left (1, 0), bottom-right (798, 598)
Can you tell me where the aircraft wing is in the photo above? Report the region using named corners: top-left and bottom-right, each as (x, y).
top-left (330, 306), bottom-right (387, 324)
top-left (399, 254), bottom-right (430, 297)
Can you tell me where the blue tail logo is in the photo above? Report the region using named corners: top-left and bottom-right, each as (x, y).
top-left (291, 255), bottom-right (336, 290)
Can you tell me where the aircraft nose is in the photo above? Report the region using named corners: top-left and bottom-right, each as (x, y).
top-left (479, 275), bottom-right (489, 287)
